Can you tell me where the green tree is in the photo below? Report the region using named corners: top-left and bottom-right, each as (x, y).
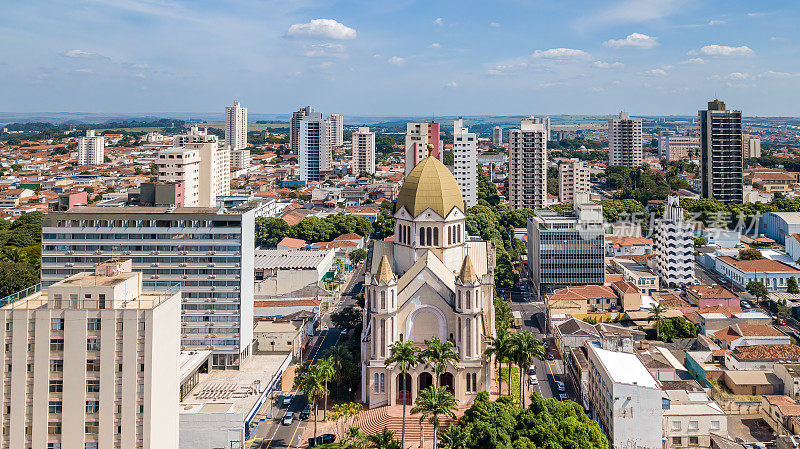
top-left (789, 276), bottom-right (800, 294)
top-left (739, 248), bottom-right (763, 260)
top-left (693, 237), bottom-right (707, 247)
top-left (297, 364), bottom-right (326, 441)
top-left (318, 357), bottom-right (335, 421)
top-left (325, 344), bottom-right (354, 399)
top-left (331, 306), bottom-right (362, 330)
top-left (509, 331), bottom-right (544, 408)
top-left (747, 281), bottom-right (769, 300)
top-left (348, 249), bottom-right (367, 266)
top-left (366, 428), bottom-right (401, 449)
top-left (484, 330), bottom-right (512, 396)
top-left (421, 337), bottom-right (459, 388)
top-left (385, 341), bottom-right (421, 448)
top-left (647, 303), bottom-right (666, 340)
top-left (410, 386), bottom-right (458, 449)
top-left (0, 262), bottom-right (39, 298)
top-left (442, 151), bottom-right (454, 166)
top-left (438, 425), bottom-right (470, 449)
top-left (254, 217), bottom-right (291, 247)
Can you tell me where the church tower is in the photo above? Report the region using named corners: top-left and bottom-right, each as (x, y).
top-left (367, 255), bottom-right (397, 361)
top-left (455, 255), bottom-right (482, 360)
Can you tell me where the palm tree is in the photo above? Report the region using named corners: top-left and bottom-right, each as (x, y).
top-left (421, 337), bottom-right (459, 388)
top-left (366, 428), bottom-right (401, 449)
top-left (410, 386), bottom-right (458, 449)
top-left (385, 340), bottom-right (420, 449)
top-left (484, 330), bottom-right (512, 396)
top-left (438, 425), bottom-right (470, 449)
top-left (326, 344), bottom-right (353, 399)
top-left (647, 303), bottom-right (666, 340)
top-left (510, 331), bottom-right (544, 408)
top-left (317, 357), bottom-right (335, 421)
top-left (297, 364), bottom-right (325, 441)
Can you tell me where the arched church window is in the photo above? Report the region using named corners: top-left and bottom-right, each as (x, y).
top-left (380, 319), bottom-right (386, 357)
top-left (426, 228), bottom-right (432, 246)
top-left (399, 333), bottom-right (404, 342)
top-left (433, 227), bottom-right (438, 246)
top-left (457, 224), bottom-right (462, 242)
top-left (381, 291), bottom-right (386, 309)
top-left (448, 226), bottom-right (452, 245)
top-left (391, 290), bottom-right (395, 308)
top-left (476, 290), bottom-right (480, 309)
top-left (457, 290), bottom-right (462, 309)
top-left (407, 226), bottom-right (410, 245)
top-left (420, 228), bottom-right (425, 246)
top-left (466, 290), bottom-right (471, 309)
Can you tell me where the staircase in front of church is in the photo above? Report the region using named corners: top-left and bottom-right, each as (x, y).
top-left (357, 405), bottom-right (463, 445)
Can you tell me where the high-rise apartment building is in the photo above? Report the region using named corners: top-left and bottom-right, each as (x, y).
top-left (224, 101), bottom-right (247, 151)
top-left (453, 118), bottom-right (477, 208)
top-left (326, 113), bottom-right (344, 148)
top-left (156, 147), bottom-right (201, 206)
top-left (743, 134), bottom-right (762, 159)
top-left (290, 106), bottom-right (312, 154)
top-left (298, 111), bottom-right (331, 182)
top-left (558, 158), bottom-right (590, 204)
top-left (78, 130), bottom-right (105, 166)
top-left (41, 206), bottom-right (256, 368)
top-left (230, 148), bottom-right (251, 170)
top-left (0, 259), bottom-right (180, 449)
top-left (653, 196), bottom-right (694, 287)
top-left (508, 118), bottom-right (548, 209)
top-left (699, 100), bottom-right (743, 203)
top-left (658, 131), bottom-right (699, 161)
top-left (160, 126), bottom-right (229, 207)
top-left (608, 112), bottom-right (643, 167)
top-left (351, 127), bottom-right (376, 176)
top-left (404, 121), bottom-right (441, 177)
top-left (527, 192), bottom-right (605, 298)
top-left (492, 126), bottom-right (503, 146)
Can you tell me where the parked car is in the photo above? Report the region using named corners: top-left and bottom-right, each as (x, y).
top-left (300, 405), bottom-right (311, 420)
top-left (282, 412), bottom-right (294, 426)
top-left (556, 381), bottom-right (565, 392)
top-left (529, 374), bottom-right (539, 385)
top-left (546, 353), bottom-right (554, 360)
top-left (282, 393), bottom-right (294, 407)
top-left (558, 393), bottom-right (568, 401)
top-left (308, 434), bottom-right (336, 446)
top-left (528, 367), bottom-right (536, 376)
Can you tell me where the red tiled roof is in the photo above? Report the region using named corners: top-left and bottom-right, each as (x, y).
top-left (277, 237), bottom-right (307, 249)
top-left (718, 256), bottom-right (799, 273)
top-left (550, 284), bottom-right (617, 301)
top-left (714, 324), bottom-right (786, 342)
top-left (686, 284), bottom-right (738, 300)
top-left (730, 344), bottom-right (800, 361)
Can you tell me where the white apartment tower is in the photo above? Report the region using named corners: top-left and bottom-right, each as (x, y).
top-left (78, 130), bottom-right (105, 166)
top-left (156, 147), bottom-right (201, 206)
top-left (327, 114), bottom-right (344, 148)
top-left (653, 196), bottom-right (694, 287)
top-left (290, 106), bottom-right (312, 154)
top-left (0, 259), bottom-right (180, 449)
top-left (492, 126), bottom-right (503, 146)
top-left (658, 131), bottom-right (699, 161)
top-left (404, 121), bottom-right (441, 177)
top-left (453, 118), bottom-right (477, 208)
top-left (608, 112), bottom-right (643, 167)
top-left (351, 127), bottom-right (376, 176)
top-left (508, 118), bottom-right (548, 210)
top-left (743, 134), bottom-right (762, 159)
top-left (162, 126), bottom-right (230, 207)
top-left (299, 111), bottom-right (331, 182)
top-left (558, 158), bottom-right (590, 204)
top-left (224, 101), bottom-right (247, 150)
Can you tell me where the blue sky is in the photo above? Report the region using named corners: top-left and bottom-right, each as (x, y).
top-left (1, 0), bottom-right (799, 116)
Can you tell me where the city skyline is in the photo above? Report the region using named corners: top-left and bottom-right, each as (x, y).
top-left (1, 0), bottom-right (799, 115)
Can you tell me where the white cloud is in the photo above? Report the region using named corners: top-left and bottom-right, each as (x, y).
top-left (76, 68), bottom-right (93, 73)
top-left (430, 43), bottom-right (441, 48)
top-left (639, 68), bottom-right (667, 77)
top-left (486, 69), bottom-right (505, 76)
top-left (490, 22), bottom-right (501, 27)
top-left (770, 36), bottom-right (788, 42)
top-left (727, 72), bottom-right (750, 80)
top-left (575, 0), bottom-right (687, 27)
top-left (708, 19), bottom-right (727, 25)
top-left (603, 33), bottom-right (659, 49)
top-left (433, 17), bottom-right (444, 26)
top-left (531, 48), bottom-right (590, 59)
top-left (63, 49), bottom-right (106, 59)
top-left (697, 44), bottom-right (755, 57)
top-left (444, 81), bottom-right (458, 88)
top-left (388, 56), bottom-right (406, 66)
top-left (758, 70), bottom-right (800, 78)
top-left (372, 54), bottom-right (382, 59)
top-left (593, 60), bottom-right (624, 68)
top-left (680, 57), bottom-right (705, 64)
top-left (301, 43), bottom-right (347, 58)
top-left (286, 19), bottom-right (356, 40)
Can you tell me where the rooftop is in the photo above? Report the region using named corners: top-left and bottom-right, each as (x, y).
top-left (254, 248), bottom-right (332, 270)
top-left (718, 256), bottom-right (799, 273)
top-left (730, 344), bottom-right (800, 361)
top-left (589, 342), bottom-right (659, 389)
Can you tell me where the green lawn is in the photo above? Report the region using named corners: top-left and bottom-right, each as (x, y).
top-left (497, 365), bottom-right (521, 404)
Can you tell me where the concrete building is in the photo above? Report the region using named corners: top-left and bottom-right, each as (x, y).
top-left (492, 126), bottom-right (502, 146)
top-left (608, 112), bottom-right (643, 167)
top-left (662, 388), bottom-right (727, 449)
top-left (558, 158), bottom-right (590, 204)
top-left (78, 130), bottom-right (105, 166)
top-left (700, 100), bottom-right (743, 203)
top-left (351, 127), bottom-right (376, 176)
top-left (404, 121), bottom-right (441, 177)
top-left (743, 134), bottom-right (762, 159)
top-left (230, 148), bottom-right (251, 170)
top-left (774, 363), bottom-right (800, 402)
top-left (0, 259), bottom-right (181, 449)
top-left (225, 100), bottom-right (247, 151)
top-left (290, 106), bottom-right (312, 154)
top-left (714, 256), bottom-right (800, 291)
top-left (528, 192), bottom-right (605, 298)
top-left (508, 118), bottom-right (548, 209)
top-left (299, 110), bottom-right (331, 183)
top-left (326, 113), bottom-right (344, 148)
top-left (168, 126), bottom-right (230, 207)
top-left (452, 118), bottom-right (477, 208)
top-left (658, 131), bottom-right (699, 161)
top-left (761, 212), bottom-right (800, 244)
top-left (253, 248), bottom-right (335, 296)
top-left (653, 196), bottom-right (695, 287)
top-left (156, 147), bottom-right (201, 206)
top-left (586, 342), bottom-right (663, 449)
top-left (41, 205), bottom-right (256, 368)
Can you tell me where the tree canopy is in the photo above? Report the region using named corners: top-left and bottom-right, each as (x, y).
top-left (255, 214), bottom-right (373, 247)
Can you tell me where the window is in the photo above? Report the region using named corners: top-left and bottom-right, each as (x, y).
top-left (49, 360), bottom-right (63, 372)
top-left (85, 441), bottom-right (98, 448)
top-left (466, 290), bottom-right (471, 309)
top-left (380, 373), bottom-right (385, 393)
top-left (48, 401), bottom-right (62, 414)
top-left (457, 291), bottom-right (462, 309)
top-left (472, 373), bottom-right (477, 391)
top-left (433, 227), bottom-right (438, 246)
top-left (98, 294), bottom-right (106, 309)
top-left (381, 291), bottom-right (386, 309)
top-left (426, 228), bottom-right (432, 246)
top-left (374, 373), bottom-right (380, 393)
top-left (710, 420), bottom-right (720, 430)
top-left (49, 380), bottom-right (63, 393)
top-left (86, 360), bottom-right (100, 372)
top-left (86, 379), bottom-right (100, 393)
top-left (672, 437), bottom-right (681, 445)
top-left (466, 372), bottom-right (471, 391)
top-left (47, 423), bottom-right (61, 435)
top-left (50, 338), bottom-right (64, 351)
top-left (419, 229), bottom-right (425, 246)
top-left (51, 318), bottom-right (64, 331)
top-left (689, 436), bottom-right (699, 445)
top-left (688, 421), bottom-right (698, 430)
top-left (47, 443), bottom-right (61, 449)
top-left (87, 318), bottom-right (101, 331)
top-left (671, 421), bottom-right (681, 430)
top-left (85, 401), bottom-right (99, 413)
top-left (87, 338), bottom-right (100, 351)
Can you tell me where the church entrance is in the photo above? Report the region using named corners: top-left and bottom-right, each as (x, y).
top-left (397, 373), bottom-right (412, 405)
top-left (418, 372), bottom-right (433, 392)
top-left (439, 372), bottom-right (454, 394)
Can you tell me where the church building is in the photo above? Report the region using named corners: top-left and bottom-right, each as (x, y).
top-left (361, 156), bottom-right (496, 407)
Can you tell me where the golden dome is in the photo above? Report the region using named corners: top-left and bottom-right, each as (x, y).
top-left (395, 157), bottom-right (464, 218)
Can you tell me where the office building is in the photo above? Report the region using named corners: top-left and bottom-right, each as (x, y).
top-left (453, 118), bottom-right (477, 208)
top-left (558, 158), bottom-right (590, 204)
top-left (586, 342), bottom-right (663, 449)
top-left (351, 127), bottom-right (376, 175)
top-left (290, 106), bottom-right (312, 154)
top-left (224, 100), bottom-right (247, 151)
top-left (404, 121), bottom-right (441, 177)
top-left (41, 206), bottom-right (256, 368)
top-left (327, 113), bottom-right (344, 148)
top-left (508, 118), bottom-right (548, 209)
top-left (658, 131), bottom-right (699, 161)
top-left (528, 192), bottom-right (605, 298)
top-left (156, 147), bottom-right (201, 206)
top-left (0, 259), bottom-right (180, 449)
top-left (608, 112), bottom-right (643, 167)
top-left (298, 110), bottom-right (331, 182)
top-left (78, 130), bottom-right (105, 166)
top-left (699, 100), bottom-right (743, 203)
top-left (653, 196), bottom-right (694, 287)
top-left (492, 126), bottom-right (503, 146)
top-left (742, 134), bottom-right (762, 159)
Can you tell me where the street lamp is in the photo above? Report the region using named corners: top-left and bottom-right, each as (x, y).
top-left (348, 387), bottom-right (352, 401)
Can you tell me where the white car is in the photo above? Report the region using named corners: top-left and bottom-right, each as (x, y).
top-left (529, 374), bottom-right (539, 385)
top-left (282, 412), bottom-right (294, 426)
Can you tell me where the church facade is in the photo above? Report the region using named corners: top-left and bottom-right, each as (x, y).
top-left (360, 157), bottom-right (497, 408)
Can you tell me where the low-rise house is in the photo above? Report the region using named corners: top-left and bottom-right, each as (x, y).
top-left (253, 248), bottom-right (335, 295)
top-left (685, 350), bottom-right (728, 387)
top-left (775, 363), bottom-right (800, 402)
top-left (610, 257), bottom-right (660, 295)
top-left (700, 310), bottom-right (772, 335)
top-left (606, 236), bottom-right (653, 257)
top-left (724, 344), bottom-right (800, 371)
top-left (566, 346), bottom-right (590, 409)
top-left (714, 256), bottom-right (800, 291)
top-left (761, 395), bottom-right (800, 436)
top-left (662, 386), bottom-right (727, 449)
top-left (686, 284), bottom-right (741, 308)
top-left (713, 324), bottom-right (790, 349)
top-left (722, 370), bottom-right (782, 395)
top-left (276, 237), bottom-right (308, 250)
top-left (546, 282), bottom-right (641, 329)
